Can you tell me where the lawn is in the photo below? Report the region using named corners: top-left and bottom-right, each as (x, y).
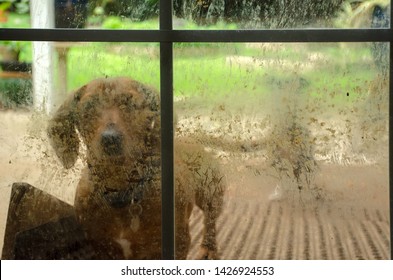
top-left (63, 41), bottom-right (380, 106)
top-left (0, 13), bottom-right (383, 109)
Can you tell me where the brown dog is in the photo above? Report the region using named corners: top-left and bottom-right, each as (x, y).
top-left (47, 77), bottom-right (225, 259)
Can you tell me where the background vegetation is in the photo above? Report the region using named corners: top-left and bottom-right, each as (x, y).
top-left (0, 0), bottom-right (389, 107)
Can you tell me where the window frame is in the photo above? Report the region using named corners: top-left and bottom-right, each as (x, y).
top-left (0, 1), bottom-right (391, 260)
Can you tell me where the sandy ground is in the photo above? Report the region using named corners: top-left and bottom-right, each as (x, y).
top-left (0, 107), bottom-right (390, 258)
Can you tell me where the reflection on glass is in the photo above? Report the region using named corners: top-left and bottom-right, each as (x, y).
top-left (173, 0), bottom-right (391, 29)
top-left (1, 1), bottom-right (390, 30)
top-left (54, 0), bottom-right (88, 28)
top-left (0, 0), bottom-right (159, 29)
top-left (174, 42), bottom-right (389, 259)
top-left (0, 42), bottom-right (162, 259)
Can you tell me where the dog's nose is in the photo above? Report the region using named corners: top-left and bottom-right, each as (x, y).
top-left (101, 125), bottom-right (123, 156)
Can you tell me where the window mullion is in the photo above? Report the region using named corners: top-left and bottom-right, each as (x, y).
top-left (160, 0), bottom-right (175, 260)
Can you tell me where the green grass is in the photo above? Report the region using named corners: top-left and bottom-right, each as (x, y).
top-left (0, 13), bottom-right (382, 107)
top-left (99, 16), bottom-right (238, 30)
top-left (66, 43), bottom-right (160, 91)
top-left (0, 13), bottom-right (30, 28)
top-left (63, 42), bottom-right (380, 109)
top-left (100, 17), bottom-right (159, 29)
top-left (174, 56), bottom-right (268, 98)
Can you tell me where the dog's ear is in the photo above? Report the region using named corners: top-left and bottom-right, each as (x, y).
top-left (47, 86), bottom-right (86, 168)
top-left (136, 82), bottom-right (160, 112)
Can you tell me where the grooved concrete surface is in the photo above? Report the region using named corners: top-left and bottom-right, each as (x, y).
top-left (187, 162), bottom-right (391, 260)
top-left (188, 199), bottom-right (390, 260)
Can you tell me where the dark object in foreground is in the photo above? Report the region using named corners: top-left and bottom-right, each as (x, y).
top-left (1, 182), bottom-right (97, 259)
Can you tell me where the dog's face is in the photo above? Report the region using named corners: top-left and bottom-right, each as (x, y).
top-left (48, 77), bottom-right (160, 171)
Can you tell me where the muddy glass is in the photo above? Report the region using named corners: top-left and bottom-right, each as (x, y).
top-left (0, 1), bottom-right (159, 29)
top-left (173, 0), bottom-right (390, 29)
top-left (174, 42), bottom-right (390, 259)
top-left (0, 41), bottom-right (161, 259)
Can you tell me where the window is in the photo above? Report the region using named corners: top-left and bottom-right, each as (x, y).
top-left (0, 0), bottom-right (391, 260)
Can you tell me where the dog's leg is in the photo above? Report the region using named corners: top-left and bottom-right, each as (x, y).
top-left (195, 167), bottom-right (224, 260)
top-left (175, 142), bottom-right (225, 260)
top-left (197, 200), bottom-right (221, 260)
top-left (175, 202), bottom-right (193, 260)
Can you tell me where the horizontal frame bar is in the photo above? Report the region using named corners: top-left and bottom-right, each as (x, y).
top-left (0, 28), bottom-right (391, 43)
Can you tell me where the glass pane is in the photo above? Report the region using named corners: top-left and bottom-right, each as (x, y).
top-left (0, 1), bottom-right (159, 29)
top-left (174, 42), bottom-right (389, 259)
top-left (173, 0), bottom-right (391, 29)
top-left (0, 41), bottom-right (161, 259)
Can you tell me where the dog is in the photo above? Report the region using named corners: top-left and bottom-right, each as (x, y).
top-left (47, 77), bottom-right (225, 259)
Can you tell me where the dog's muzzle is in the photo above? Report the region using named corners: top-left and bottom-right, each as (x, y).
top-left (101, 125), bottom-right (123, 156)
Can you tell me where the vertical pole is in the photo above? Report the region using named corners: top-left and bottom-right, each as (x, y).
top-left (389, 3), bottom-right (393, 261)
top-left (160, 0), bottom-right (175, 260)
top-left (30, 0), bottom-right (55, 114)
top-left (56, 45), bottom-right (68, 99)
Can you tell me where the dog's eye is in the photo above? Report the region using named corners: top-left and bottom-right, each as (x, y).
top-left (117, 95), bottom-right (134, 111)
top-left (81, 99), bottom-right (99, 119)
top-left (119, 103), bottom-right (133, 113)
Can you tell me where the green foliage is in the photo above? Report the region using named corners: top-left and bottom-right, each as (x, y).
top-left (0, 0), bottom-right (29, 14)
top-left (91, 0), bottom-right (158, 21)
top-left (0, 40), bottom-right (31, 62)
top-left (101, 16), bottom-right (158, 29)
top-left (0, 78), bottom-right (32, 108)
top-left (0, 11), bottom-right (29, 27)
top-left (0, 2), bottom-right (12, 12)
top-left (13, 0), bottom-right (29, 14)
top-left (101, 16), bottom-right (124, 29)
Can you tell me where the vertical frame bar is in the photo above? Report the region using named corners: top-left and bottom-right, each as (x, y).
top-left (387, 41), bottom-right (393, 258)
top-left (160, 0), bottom-right (175, 260)
top-left (389, 4), bottom-right (393, 260)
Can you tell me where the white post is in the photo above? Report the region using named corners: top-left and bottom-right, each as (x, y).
top-left (30, 0), bottom-right (55, 114)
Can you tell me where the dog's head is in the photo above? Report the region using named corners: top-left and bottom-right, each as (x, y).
top-left (47, 77), bottom-right (160, 170)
